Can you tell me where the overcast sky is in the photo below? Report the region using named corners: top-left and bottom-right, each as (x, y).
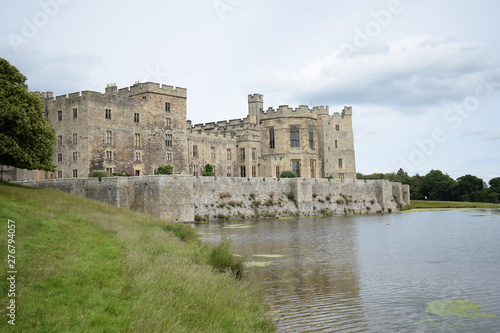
top-left (1, 0), bottom-right (499, 182)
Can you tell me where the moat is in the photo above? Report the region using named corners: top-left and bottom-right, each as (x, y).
top-left (197, 209), bottom-right (500, 332)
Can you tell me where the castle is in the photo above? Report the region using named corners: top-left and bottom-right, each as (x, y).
top-left (2, 82), bottom-right (356, 181)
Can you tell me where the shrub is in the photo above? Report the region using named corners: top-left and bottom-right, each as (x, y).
top-left (286, 192), bottom-right (297, 207)
top-left (207, 235), bottom-right (243, 278)
top-left (280, 170), bottom-right (296, 178)
top-left (203, 163), bottom-right (214, 176)
top-left (89, 170), bottom-right (109, 181)
top-left (157, 165), bottom-right (174, 175)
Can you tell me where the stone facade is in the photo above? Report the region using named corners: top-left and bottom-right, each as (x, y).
top-left (17, 176), bottom-right (411, 222)
top-left (4, 81), bottom-right (356, 180)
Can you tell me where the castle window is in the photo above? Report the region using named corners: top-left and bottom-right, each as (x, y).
top-left (166, 152), bottom-right (172, 161)
top-left (135, 152), bottom-right (141, 161)
top-left (134, 113), bottom-right (140, 123)
top-left (106, 150), bottom-right (113, 160)
top-left (165, 102), bottom-right (171, 112)
top-left (105, 109), bottom-right (111, 120)
top-left (226, 148), bottom-right (232, 161)
top-left (291, 160), bottom-right (300, 177)
top-left (135, 170), bottom-right (140, 176)
top-left (339, 173), bottom-right (345, 180)
top-left (240, 166), bottom-right (246, 178)
top-left (239, 148), bottom-right (245, 161)
top-left (336, 124), bottom-right (340, 131)
top-left (73, 133), bottom-right (78, 145)
top-left (309, 127), bottom-right (314, 149)
top-left (106, 168), bottom-right (113, 175)
top-left (72, 152), bottom-right (78, 161)
top-left (211, 146), bottom-right (216, 159)
top-left (193, 165), bottom-right (199, 177)
top-left (44, 108), bottom-right (48, 120)
top-left (276, 166), bottom-right (280, 178)
top-left (57, 153), bottom-right (62, 162)
top-left (269, 127), bottom-right (275, 149)
top-left (338, 158), bottom-right (343, 169)
top-left (105, 130), bottom-right (112, 145)
top-left (57, 111), bottom-right (62, 121)
top-left (166, 118), bottom-right (171, 128)
top-left (252, 147), bottom-right (256, 161)
top-left (252, 166), bottom-right (257, 178)
top-left (166, 134), bottom-right (173, 147)
top-left (134, 133), bottom-right (141, 147)
top-left (57, 171), bottom-right (62, 179)
top-left (335, 140), bottom-right (338, 149)
top-left (72, 169), bottom-right (78, 178)
top-left (193, 145), bottom-right (198, 158)
top-left (73, 108), bottom-right (77, 119)
top-left (57, 135), bottom-right (62, 146)
top-left (290, 126), bottom-right (300, 147)
top-left (226, 166), bottom-right (232, 177)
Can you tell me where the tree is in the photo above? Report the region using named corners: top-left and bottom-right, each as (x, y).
top-left (488, 177), bottom-right (500, 203)
top-left (280, 170), bottom-right (296, 178)
top-left (0, 58), bottom-right (55, 171)
top-left (454, 174), bottom-right (486, 202)
top-left (419, 170), bottom-right (456, 201)
top-left (203, 164), bottom-right (214, 176)
top-left (157, 165), bottom-right (174, 175)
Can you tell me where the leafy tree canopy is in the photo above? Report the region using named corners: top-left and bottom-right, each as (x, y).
top-left (0, 58), bottom-right (55, 171)
top-left (203, 164), bottom-right (214, 176)
top-left (280, 170), bottom-right (296, 178)
top-left (157, 165), bottom-right (174, 175)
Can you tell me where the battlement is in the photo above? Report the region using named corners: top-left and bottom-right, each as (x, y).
top-left (327, 106), bottom-right (353, 120)
top-left (118, 82), bottom-right (187, 98)
top-left (34, 91), bottom-right (53, 99)
top-left (248, 93), bottom-right (263, 103)
top-left (259, 104), bottom-right (328, 120)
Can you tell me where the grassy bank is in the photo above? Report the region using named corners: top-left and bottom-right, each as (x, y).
top-left (0, 182), bottom-right (274, 332)
top-left (411, 200), bottom-right (500, 209)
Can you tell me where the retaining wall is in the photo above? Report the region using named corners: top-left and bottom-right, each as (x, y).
top-left (17, 176), bottom-right (410, 222)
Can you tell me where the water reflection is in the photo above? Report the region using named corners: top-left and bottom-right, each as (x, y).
top-left (197, 210), bottom-right (500, 332)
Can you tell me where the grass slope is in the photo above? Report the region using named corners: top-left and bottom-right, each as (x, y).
top-left (0, 182), bottom-right (274, 332)
top-left (411, 200), bottom-right (500, 209)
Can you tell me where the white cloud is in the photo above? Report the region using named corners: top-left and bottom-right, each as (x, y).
top-left (245, 35), bottom-right (500, 112)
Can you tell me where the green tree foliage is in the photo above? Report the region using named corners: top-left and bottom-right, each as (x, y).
top-left (454, 174), bottom-right (487, 202)
top-left (0, 58), bottom-right (56, 171)
top-left (357, 169), bottom-right (498, 203)
top-left (157, 165), bottom-right (174, 175)
top-left (89, 170), bottom-right (110, 181)
top-left (203, 163), bottom-right (214, 176)
top-left (489, 177), bottom-right (500, 203)
top-left (280, 170), bottom-right (296, 178)
top-left (419, 170), bottom-right (456, 201)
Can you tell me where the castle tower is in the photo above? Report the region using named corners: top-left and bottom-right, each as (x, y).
top-left (248, 94), bottom-right (263, 123)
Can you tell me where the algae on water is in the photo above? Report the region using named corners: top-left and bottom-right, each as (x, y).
top-left (223, 224), bottom-right (255, 229)
top-left (245, 261), bottom-right (272, 267)
top-left (253, 254), bottom-right (286, 258)
top-left (425, 300), bottom-right (500, 319)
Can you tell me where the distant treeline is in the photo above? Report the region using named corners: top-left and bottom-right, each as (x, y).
top-left (357, 169), bottom-right (500, 203)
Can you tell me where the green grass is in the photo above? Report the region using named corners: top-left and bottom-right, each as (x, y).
top-left (0, 182), bottom-right (274, 332)
top-left (410, 200), bottom-right (500, 209)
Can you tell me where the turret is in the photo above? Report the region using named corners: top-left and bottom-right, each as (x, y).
top-left (248, 94), bottom-right (263, 123)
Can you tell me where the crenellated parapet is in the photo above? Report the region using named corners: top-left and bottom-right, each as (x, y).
top-left (117, 82), bottom-right (187, 98)
top-left (39, 82), bottom-right (187, 106)
top-left (259, 104), bottom-right (329, 120)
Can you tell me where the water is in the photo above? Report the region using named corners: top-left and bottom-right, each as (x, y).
top-left (197, 210), bottom-right (500, 332)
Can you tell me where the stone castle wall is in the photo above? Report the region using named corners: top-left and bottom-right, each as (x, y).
top-left (18, 176), bottom-right (410, 222)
